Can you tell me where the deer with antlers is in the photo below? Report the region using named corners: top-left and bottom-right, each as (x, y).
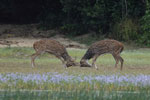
top-left (31, 39), bottom-right (79, 68)
top-left (80, 39), bottom-right (124, 70)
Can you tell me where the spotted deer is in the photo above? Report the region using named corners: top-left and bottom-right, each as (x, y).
top-left (31, 39), bottom-right (79, 68)
top-left (80, 39), bottom-right (124, 70)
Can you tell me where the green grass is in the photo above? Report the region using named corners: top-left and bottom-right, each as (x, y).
top-left (0, 47), bottom-right (150, 75)
top-left (0, 90), bottom-right (149, 100)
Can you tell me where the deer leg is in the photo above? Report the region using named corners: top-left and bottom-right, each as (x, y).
top-left (31, 52), bottom-right (41, 67)
top-left (112, 54), bottom-right (119, 68)
top-left (86, 60), bottom-right (91, 66)
top-left (92, 55), bottom-right (98, 70)
top-left (60, 57), bottom-right (67, 69)
top-left (117, 55), bottom-right (124, 70)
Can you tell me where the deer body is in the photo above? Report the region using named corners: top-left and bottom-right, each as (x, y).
top-left (31, 39), bottom-right (78, 68)
top-left (80, 39), bottom-right (124, 70)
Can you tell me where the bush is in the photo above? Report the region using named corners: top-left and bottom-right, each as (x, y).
top-left (112, 18), bottom-right (139, 41)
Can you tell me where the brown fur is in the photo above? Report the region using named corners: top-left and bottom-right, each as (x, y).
top-left (80, 39), bottom-right (124, 70)
top-left (31, 39), bottom-right (78, 68)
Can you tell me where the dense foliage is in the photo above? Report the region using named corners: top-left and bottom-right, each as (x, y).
top-left (0, 0), bottom-right (149, 45)
top-left (139, 0), bottom-right (150, 46)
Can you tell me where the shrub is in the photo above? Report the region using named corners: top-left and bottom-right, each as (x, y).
top-left (112, 18), bottom-right (139, 41)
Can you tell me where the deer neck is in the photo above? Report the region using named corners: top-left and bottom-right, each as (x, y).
top-left (62, 53), bottom-right (72, 62)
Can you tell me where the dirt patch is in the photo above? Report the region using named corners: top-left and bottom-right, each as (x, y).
top-left (0, 36), bottom-right (87, 48)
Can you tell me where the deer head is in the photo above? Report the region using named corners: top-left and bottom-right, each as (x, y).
top-left (66, 57), bottom-right (79, 67)
top-left (80, 59), bottom-right (92, 67)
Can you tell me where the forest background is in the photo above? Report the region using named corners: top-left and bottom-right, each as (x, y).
top-left (0, 0), bottom-right (150, 46)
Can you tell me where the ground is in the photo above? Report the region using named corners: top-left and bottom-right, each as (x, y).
top-left (0, 46), bottom-right (150, 75)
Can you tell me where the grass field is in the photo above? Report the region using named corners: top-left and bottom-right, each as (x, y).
top-left (0, 47), bottom-right (150, 99)
top-left (0, 47), bottom-right (150, 74)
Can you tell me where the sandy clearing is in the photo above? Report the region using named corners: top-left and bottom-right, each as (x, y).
top-left (0, 36), bottom-right (87, 48)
